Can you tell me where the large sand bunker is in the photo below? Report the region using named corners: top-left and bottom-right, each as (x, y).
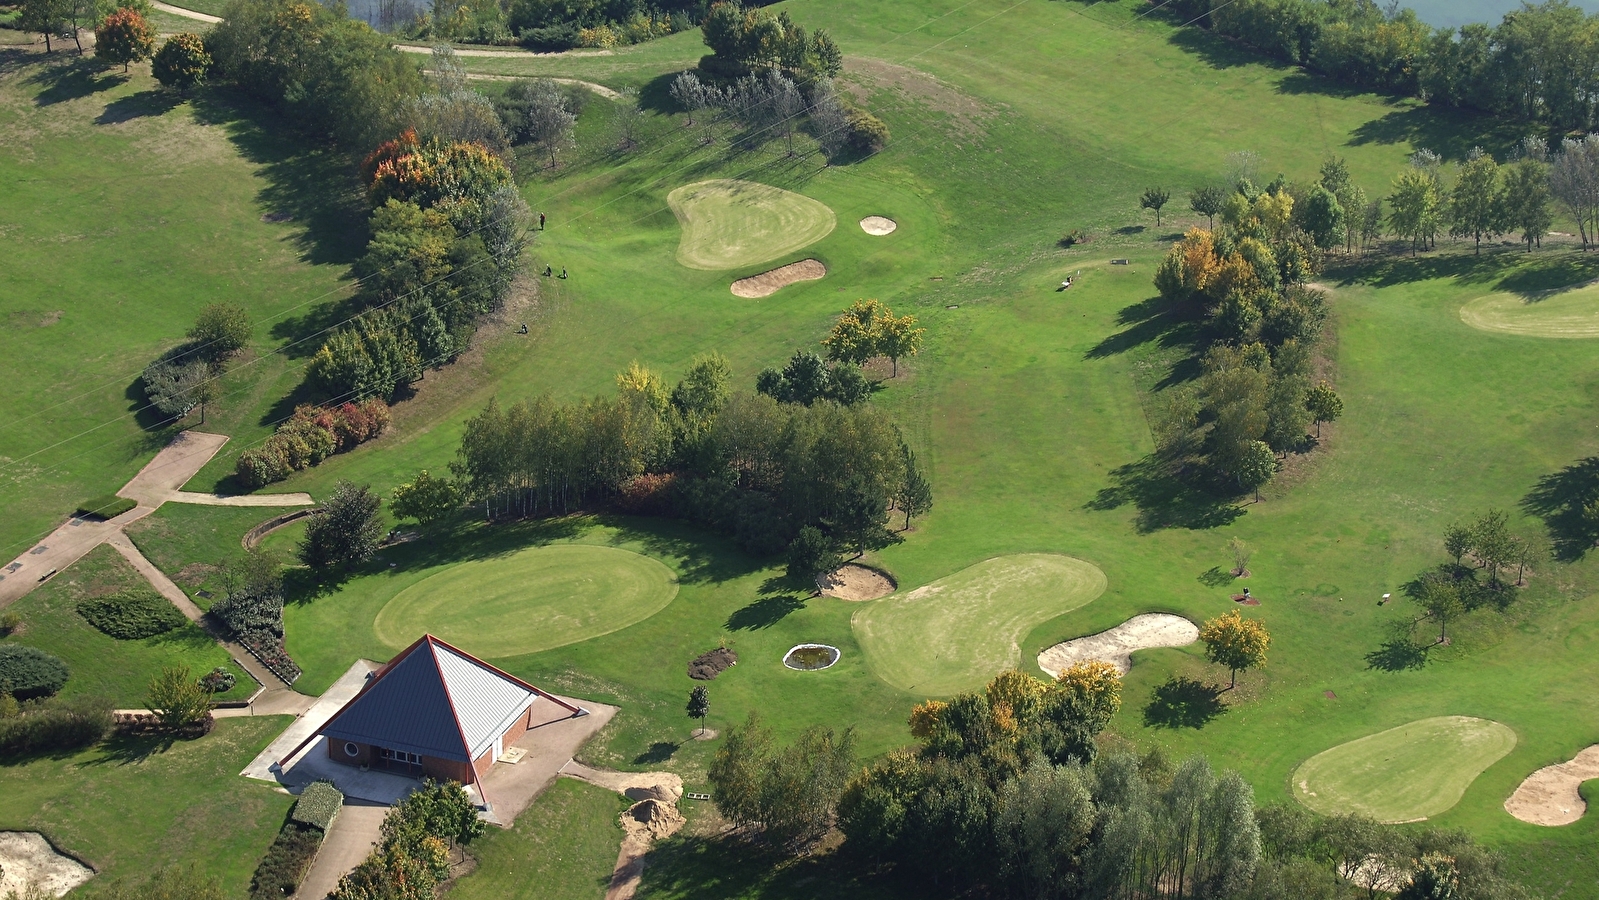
top-left (860, 216), bottom-right (897, 235)
top-left (1460, 284), bottom-right (1599, 337)
top-left (1036, 613), bottom-right (1198, 677)
top-left (1504, 744), bottom-right (1599, 826)
top-left (667, 180), bottom-right (836, 271)
top-left (818, 563), bottom-right (896, 600)
top-left (0, 833), bottom-right (93, 898)
top-left (730, 259), bottom-right (826, 298)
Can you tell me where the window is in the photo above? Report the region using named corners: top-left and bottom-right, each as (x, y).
top-left (344, 742), bottom-right (359, 757)
top-left (380, 748), bottom-right (421, 765)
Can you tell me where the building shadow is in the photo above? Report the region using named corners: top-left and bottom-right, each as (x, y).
top-left (1143, 676), bottom-right (1227, 729)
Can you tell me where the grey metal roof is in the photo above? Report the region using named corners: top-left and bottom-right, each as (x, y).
top-left (319, 636), bottom-right (534, 763)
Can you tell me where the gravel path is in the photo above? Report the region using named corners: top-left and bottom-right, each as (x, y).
top-left (151, 1), bottom-right (220, 23)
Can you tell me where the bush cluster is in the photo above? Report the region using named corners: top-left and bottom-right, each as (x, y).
top-left (235, 400), bottom-right (390, 490)
top-left (77, 589), bottom-right (187, 640)
top-left (152, 33), bottom-right (210, 92)
top-left (211, 551), bottom-right (300, 684)
top-left (0, 645), bottom-right (69, 700)
top-left (139, 303), bottom-right (253, 425)
top-left (249, 825), bottom-right (324, 900)
top-left (198, 667), bottom-right (236, 694)
top-left (331, 780), bottom-right (484, 900)
top-left (0, 696), bottom-right (114, 757)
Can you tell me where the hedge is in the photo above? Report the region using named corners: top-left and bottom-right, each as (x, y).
top-left (77, 589), bottom-right (187, 639)
top-left (248, 824), bottom-right (324, 900)
top-left (75, 494), bottom-right (137, 519)
top-left (291, 781), bottom-right (344, 831)
top-left (0, 645), bottom-right (69, 700)
top-left (0, 696), bottom-right (113, 757)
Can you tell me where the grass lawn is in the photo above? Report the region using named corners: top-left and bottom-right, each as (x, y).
top-left (851, 554), bottom-right (1108, 695)
top-left (125, 503), bottom-right (289, 605)
top-left (451, 777), bottom-right (626, 900)
top-left (0, 545), bottom-right (252, 705)
top-left (665, 179), bottom-right (838, 271)
top-left (373, 543), bottom-right (680, 657)
top-left (0, 717), bottom-right (292, 893)
top-left (1292, 716), bottom-right (1519, 823)
top-left (1459, 281), bottom-right (1599, 337)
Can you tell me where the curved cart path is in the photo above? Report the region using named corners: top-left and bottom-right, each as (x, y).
top-left (393, 43), bottom-right (612, 58)
top-left (151, 1), bottom-right (221, 23)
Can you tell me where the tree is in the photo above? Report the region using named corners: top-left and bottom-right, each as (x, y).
top-left (19, 0), bottom-right (69, 53)
top-left (147, 665), bottom-right (211, 728)
top-left (768, 72), bottom-right (804, 156)
top-left (390, 470), bottom-right (460, 525)
top-left (1550, 134), bottom-right (1599, 250)
top-left (1199, 610), bottom-right (1270, 689)
top-left (876, 311), bottom-right (924, 377)
top-left (510, 78), bottom-right (575, 168)
top-left (1451, 151), bottom-right (1504, 254)
top-left (95, 7), bottom-right (155, 73)
top-left (809, 82), bottom-right (850, 158)
top-left (187, 303), bottom-right (251, 362)
top-left (1190, 185), bottom-right (1226, 229)
top-left (1235, 440), bottom-right (1277, 503)
top-left (1502, 157), bottom-right (1553, 251)
top-left (1298, 185), bottom-right (1345, 250)
top-left (612, 90), bottom-right (645, 151)
top-left (1227, 536), bottom-right (1252, 577)
top-left (708, 712), bottom-right (773, 828)
top-left (65, 0), bottom-right (104, 54)
top-left (1443, 522), bottom-right (1472, 566)
top-left (392, 779), bottom-right (484, 848)
top-left (1416, 578), bottom-right (1464, 645)
top-left (1141, 187), bottom-right (1171, 226)
top-left (1471, 509), bottom-right (1514, 584)
top-left (1304, 380), bottom-right (1342, 438)
top-left (1388, 167), bottom-right (1443, 256)
top-left (1397, 852), bottom-right (1461, 900)
top-left (894, 444), bottom-right (932, 530)
top-left (687, 686), bottom-right (710, 736)
top-left (786, 525), bottom-right (842, 583)
top-left (298, 481), bottom-right (385, 571)
top-left (1359, 198), bottom-right (1384, 252)
top-left (142, 358), bottom-right (215, 424)
top-left (822, 299), bottom-right (885, 366)
top-left (1318, 154), bottom-right (1351, 197)
top-left (152, 33), bottom-right (210, 92)
top-left (832, 474), bottom-right (893, 558)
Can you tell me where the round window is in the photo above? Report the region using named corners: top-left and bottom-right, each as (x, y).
top-left (344, 742), bottom-right (359, 757)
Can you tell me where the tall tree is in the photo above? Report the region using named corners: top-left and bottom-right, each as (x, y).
top-left (1198, 610), bottom-right (1270, 689)
top-left (1304, 380), bottom-right (1342, 438)
top-left (669, 70), bottom-right (709, 126)
top-left (19, 0), bottom-right (69, 53)
top-left (822, 299), bottom-right (885, 366)
top-left (687, 686), bottom-right (710, 736)
top-left (895, 443), bottom-right (933, 531)
top-left (1235, 440), bottom-right (1277, 502)
top-left (299, 481), bottom-right (385, 571)
top-left (1501, 156), bottom-right (1553, 251)
top-left (1450, 151), bottom-right (1504, 254)
top-left (1416, 577), bottom-right (1464, 644)
top-left (513, 78), bottom-right (576, 168)
top-left (876, 311), bottom-right (924, 377)
top-left (1388, 167), bottom-right (1444, 256)
top-left (1189, 185), bottom-right (1226, 229)
top-left (95, 7), bottom-right (155, 73)
top-left (1141, 187), bottom-right (1172, 226)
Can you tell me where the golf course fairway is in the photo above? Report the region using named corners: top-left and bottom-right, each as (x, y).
top-left (373, 544), bottom-right (678, 658)
top-left (1293, 716), bottom-right (1518, 823)
top-left (1459, 284), bottom-right (1599, 337)
top-left (851, 554), bottom-right (1107, 696)
top-left (666, 179), bottom-right (836, 270)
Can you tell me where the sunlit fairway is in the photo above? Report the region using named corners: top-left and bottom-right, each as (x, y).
top-left (1293, 716), bottom-right (1518, 823)
top-left (851, 554), bottom-right (1107, 696)
top-left (1459, 283), bottom-right (1599, 337)
top-left (373, 544), bottom-right (679, 658)
top-left (666, 179), bottom-right (837, 270)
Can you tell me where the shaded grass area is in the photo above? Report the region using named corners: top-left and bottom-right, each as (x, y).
top-left (0, 545), bottom-right (251, 705)
top-left (124, 503), bottom-right (285, 603)
top-left (451, 778), bottom-right (626, 900)
top-left (0, 717), bottom-right (292, 893)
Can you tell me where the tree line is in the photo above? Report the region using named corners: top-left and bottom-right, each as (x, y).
top-left (1169, 0), bottom-right (1599, 134)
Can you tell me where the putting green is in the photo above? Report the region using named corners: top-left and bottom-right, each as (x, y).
top-left (373, 544), bottom-right (678, 658)
top-left (1460, 284), bottom-right (1599, 337)
top-left (851, 554), bottom-right (1107, 696)
top-left (1293, 716), bottom-right (1517, 823)
top-left (666, 179), bottom-right (837, 271)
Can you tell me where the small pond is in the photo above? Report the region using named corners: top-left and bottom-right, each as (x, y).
top-left (782, 644), bottom-right (840, 671)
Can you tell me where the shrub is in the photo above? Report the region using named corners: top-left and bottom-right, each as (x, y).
top-left (198, 667), bottom-right (236, 694)
top-left (298, 481), bottom-right (384, 570)
top-left (846, 108), bottom-right (890, 154)
top-left (0, 610), bottom-right (19, 636)
top-left (0, 645), bottom-right (68, 700)
top-left (291, 781), bottom-right (344, 831)
top-left (77, 589), bottom-right (187, 639)
top-left (249, 824), bottom-right (324, 900)
top-left (147, 666), bottom-right (212, 728)
top-left (76, 494), bottom-right (137, 519)
top-left (0, 696), bottom-right (114, 756)
top-left (235, 446), bottom-right (292, 490)
top-left (615, 473), bottom-right (677, 516)
top-left (152, 32), bottom-right (211, 92)
top-left (234, 400), bottom-right (390, 489)
top-left (211, 588), bottom-right (284, 638)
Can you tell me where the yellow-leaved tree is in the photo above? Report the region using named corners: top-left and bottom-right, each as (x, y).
top-left (1199, 610), bottom-right (1270, 689)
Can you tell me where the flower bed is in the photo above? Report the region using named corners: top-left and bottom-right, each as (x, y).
top-left (235, 630), bottom-right (302, 685)
top-left (114, 711), bottom-right (214, 739)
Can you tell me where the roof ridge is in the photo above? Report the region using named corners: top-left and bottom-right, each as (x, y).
top-left (427, 634), bottom-right (582, 714)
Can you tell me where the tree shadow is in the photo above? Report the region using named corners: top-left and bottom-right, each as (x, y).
top-left (1085, 295), bottom-right (1202, 362)
top-left (1522, 457), bottom-right (1599, 561)
top-left (1348, 103), bottom-right (1532, 164)
top-left (1163, 25), bottom-right (1287, 71)
top-left (1114, 225), bottom-right (1146, 235)
top-left (1087, 455), bottom-right (1245, 533)
top-left (637, 71), bottom-right (678, 114)
top-left (1198, 566), bottom-right (1234, 587)
top-left (725, 595), bottom-right (806, 631)
top-left (633, 741), bottom-right (679, 765)
top-left (95, 89), bottom-right (183, 125)
top-left (1142, 676), bottom-right (1227, 729)
top-left (26, 56), bottom-right (125, 106)
top-left (640, 831), bottom-right (904, 900)
top-left (1494, 256), bottom-right (1599, 299)
top-left (605, 515), bottom-right (769, 587)
top-left (1365, 638), bottom-right (1429, 672)
top-left (79, 732), bottom-right (178, 765)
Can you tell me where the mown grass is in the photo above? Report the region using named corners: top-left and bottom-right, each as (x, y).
top-left (450, 777), bottom-right (626, 900)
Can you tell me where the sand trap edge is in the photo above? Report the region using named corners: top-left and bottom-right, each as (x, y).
top-left (730, 259), bottom-right (827, 298)
top-left (1037, 613), bottom-right (1199, 677)
top-left (1504, 744), bottom-right (1599, 826)
top-left (860, 216), bottom-right (897, 235)
top-left (817, 563), bottom-right (897, 601)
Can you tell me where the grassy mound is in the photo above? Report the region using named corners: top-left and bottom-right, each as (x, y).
top-left (666, 179), bottom-right (836, 271)
top-left (77, 589), bottom-right (187, 640)
top-left (851, 554), bottom-right (1106, 696)
top-left (373, 544), bottom-right (679, 658)
top-left (1293, 716), bottom-right (1517, 823)
top-left (1459, 285), bottom-right (1599, 337)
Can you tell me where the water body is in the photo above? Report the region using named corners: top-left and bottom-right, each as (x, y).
top-left (1406, 0), bottom-right (1599, 29)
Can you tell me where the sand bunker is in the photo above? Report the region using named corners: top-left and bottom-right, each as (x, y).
top-left (860, 216), bottom-right (898, 235)
top-left (730, 259), bottom-right (826, 298)
top-left (818, 563), bottom-right (896, 600)
top-left (1460, 284), bottom-right (1599, 337)
top-left (1505, 744), bottom-right (1599, 826)
top-left (1037, 613), bottom-right (1199, 677)
top-left (0, 833), bottom-right (93, 898)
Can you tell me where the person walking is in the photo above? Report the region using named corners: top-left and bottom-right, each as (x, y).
top-left (559, 267), bottom-right (567, 279)
top-left (539, 212), bottom-right (546, 229)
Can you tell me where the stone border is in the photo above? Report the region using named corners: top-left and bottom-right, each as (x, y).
top-left (782, 643), bottom-right (841, 671)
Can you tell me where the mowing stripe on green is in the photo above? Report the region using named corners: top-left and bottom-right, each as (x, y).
top-left (1460, 285), bottom-right (1599, 338)
top-left (666, 179), bottom-right (837, 271)
top-left (374, 544), bottom-right (678, 659)
top-left (851, 553), bottom-right (1107, 697)
top-left (1293, 716), bottom-right (1517, 823)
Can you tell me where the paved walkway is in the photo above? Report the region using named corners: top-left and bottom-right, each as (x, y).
top-left (242, 660), bottom-right (382, 786)
top-left (454, 72), bottom-right (624, 100)
top-left (151, 1), bottom-right (220, 23)
top-left (297, 802), bottom-right (388, 900)
top-left (169, 490), bottom-right (315, 507)
top-left (478, 698), bottom-right (616, 825)
top-left (393, 43), bottom-right (612, 58)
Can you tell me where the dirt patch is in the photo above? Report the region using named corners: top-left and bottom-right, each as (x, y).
top-left (1037, 613), bottom-right (1199, 677)
top-left (687, 647), bottom-right (737, 681)
top-left (1505, 744), bottom-right (1599, 826)
top-left (0, 832), bottom-right (94, 897)
top-left (818, 563), bottom-right (896, 600)
top-left (730, 258), bottom-right (826, 298)
top-left (840, 57), bottom-right (996, 138)
top-left (608, 800), bottom-right (686, 900)
top-left (174, 562), bottom-right (217, 587)
top-left (860, 216), bottom-right (897, 235)
top-left (1231, 594), bottom-right (1260, 606)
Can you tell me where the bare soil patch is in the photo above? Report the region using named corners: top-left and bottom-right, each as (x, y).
top-left (687, 647), bottom-right (737, 680)
top-left (818, 563), bottom-right (896, 600)
top-left (841, 57), bottom-right (996, 138)
top-left (1504, 744), bottom-right (1599, 826)
top-left (730, 259), bottom-right (826, 298)
top-left (860, 216), bottom-right (897, 235)
top-left (0, 832), bottom-right (94, 898)
top-left (1037, 613), bottom-right (1199, 677)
